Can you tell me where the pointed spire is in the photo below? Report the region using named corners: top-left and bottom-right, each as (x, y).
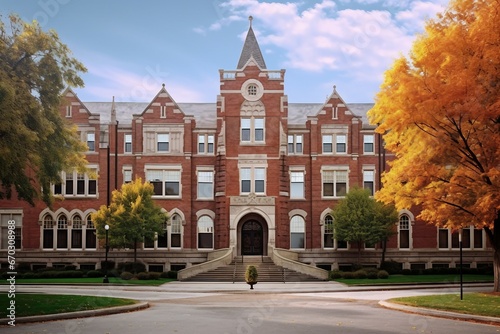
top-left (237, 16), bottom-right (266, 69)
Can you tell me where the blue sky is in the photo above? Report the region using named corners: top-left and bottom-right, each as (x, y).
top-left (2, 0), bottom-right (449, 103)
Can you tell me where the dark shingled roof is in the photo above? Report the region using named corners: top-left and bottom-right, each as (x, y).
top-left (237, 25), bottom-right (267, 69)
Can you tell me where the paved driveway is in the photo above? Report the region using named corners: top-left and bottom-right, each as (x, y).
top-left (3, 283), bottom-right (498, 334)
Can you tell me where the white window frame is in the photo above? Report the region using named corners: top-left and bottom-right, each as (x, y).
top-left (321, 168), bottom-right (349, 198)
top-left (197, 169), bottom-right (214, 200)
top-left (288, 134), bottom-right (303, 154)
top-left (197, 216), bottom-right (214, 250)
top-left (290, 215), bottom-right (305, 249)
top-left (363, 169), bottom-right (375, 196)
top-left (157, 133), bottom-right (170, 152)
top-left (240, 167), bottom-right (266, 195)
top-left (124, 134), bottom-right (132, 153)
top-left (146, 168), bottom-right (182, 198)
top-left (0, 211), bottom-right (22, 250)
top-left (241, 117), bottom-right (265, 144)
top-left (53, 168), bottom-right (98, 198)
top-left (123, 167), bottom-right (133, 184)
top-left (290, 170), bottom-right (305, 199)
top-left (198, 134), bottom-right (215, 154)
top-left (322, 134), bottom-right (348, 154)
top-left (160, 105), bottom-right (167, 118)
top-left (86, 132), bottom-right (95, 152)
top-left (364, 134), bottom-right (375, 154)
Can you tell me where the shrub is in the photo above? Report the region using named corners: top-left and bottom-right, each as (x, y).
top-left (39, 271), bottom-right (59, 278)
top-left (380, 261), bottom-right (403, 275)
top-left (353, 270), bottom-right (367, 279)
top-left (329, 270), bottom-right (343, 280)
top-left (365, 268), bottom-right (378, 279)
top-left (120, 271), bottom-right (134, 280)
top-left (160, 271), bottom-right (177, 279)
top-left (17, 263), bottom-right (31, 272)
top-left (101, 260), bottom-right (115, 271)
top-left (136, 272), bottom-right (150, 280)
top-left (245, 265), bottom-right (258, 283)
top-left (64, 265), bottom-right (77, 271)
top-left (401, 269), bottom-right (412, 275)
top-left (118, 262), bottom-right (146, 273)
top-left (377, 270), bottom-right (389, 279)
top-left (148, 272), bottom-right (161, 280)
top-left (86, 270), bottom-right (104, 278)
top-left (22, 272), bottom-right (37, 279)
top-left (342, 272), bottom-right (355, 279)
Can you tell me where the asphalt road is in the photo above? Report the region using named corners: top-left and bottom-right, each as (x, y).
top-left (3, 284), bottom-right (498, 334)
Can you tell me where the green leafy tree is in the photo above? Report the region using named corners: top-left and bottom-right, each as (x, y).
top-left (332, 188), bottom-right (398, 265)
top-left (91, 178), bottom-right (168, 265)
top-left (367, 0), bottom-right (500, 290)
top-left (0, 14), bottom-right (88, 206)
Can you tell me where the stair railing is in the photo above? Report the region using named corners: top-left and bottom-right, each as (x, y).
top-left (282, 266), bottom-right (286, 283)
top-left (233, 261), bottom-right (237, 283)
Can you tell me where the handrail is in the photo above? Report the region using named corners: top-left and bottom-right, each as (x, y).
top-left (232, 261), bottom-right (237, 283)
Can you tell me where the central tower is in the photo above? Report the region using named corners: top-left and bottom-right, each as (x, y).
top-left (214, 17), bottom-right (288, 255)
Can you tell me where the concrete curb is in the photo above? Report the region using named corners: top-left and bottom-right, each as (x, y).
top-left (0, 301), bottom-right (149, 326)
top-left (379, 300), bottom-right (500, 325)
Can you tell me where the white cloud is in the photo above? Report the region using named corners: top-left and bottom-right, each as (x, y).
top-left (209, 0), bottom-right (447, 84)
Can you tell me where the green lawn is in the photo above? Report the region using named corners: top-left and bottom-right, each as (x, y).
top-left (390, 293), bottom-right (500, 318)
top-left (1, 293), bottom-right (136, 317)
top-left (13, 277), bottom-right (174, 286)
top-left (334, 274), bottom-right (493, 285)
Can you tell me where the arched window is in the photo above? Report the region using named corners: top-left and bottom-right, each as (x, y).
top-left (85, 215), bottom-right (97, 249)
top-left (198, 216), bottom-right (213, 249)
top-left (71, 214), bottom-right (83, 249)
top-left (57, 214), bottom-right (68, 249)
top-left (290, 215), bottom-right (305, 249)
top-left (399, 215), bottom-right (410, 249)
top-left (323, 215), bottom-right (334, 249)
top-left (43, 215), bottom-right (54, 249)
top-left (171, 214), bottom-right (182, 248)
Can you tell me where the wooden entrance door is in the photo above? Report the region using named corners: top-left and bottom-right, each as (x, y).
top-left (241, 220), bottom-right (263, 255)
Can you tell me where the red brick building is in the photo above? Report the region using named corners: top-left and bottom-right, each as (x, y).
top-left (0, 21), bottom-right (492, 274)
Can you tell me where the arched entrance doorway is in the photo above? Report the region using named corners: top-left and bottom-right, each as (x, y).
top-left (241, 220), bottom-right (263, 255)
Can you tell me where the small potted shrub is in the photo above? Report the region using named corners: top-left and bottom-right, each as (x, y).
top-left (245, 265), bottom-right (258, 290)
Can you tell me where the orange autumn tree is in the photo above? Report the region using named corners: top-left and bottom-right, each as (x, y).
top-left (368, 0), bottom-right (500, 291)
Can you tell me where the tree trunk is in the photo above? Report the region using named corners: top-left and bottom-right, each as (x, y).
top-left (133, 238), bottom-right (137, 271)
top-left (381, 239), bottom-right (387, 265)
top-left (484, 210), bottom-right (500, 292)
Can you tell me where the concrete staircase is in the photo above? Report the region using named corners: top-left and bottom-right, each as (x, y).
top-left (183, 256), bottom-right (323, 282)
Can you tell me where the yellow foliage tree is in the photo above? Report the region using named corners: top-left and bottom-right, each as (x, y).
top-left (91, 178), bottom-right (168, 264)
top-left (368, 0), bottom-right (500, 291)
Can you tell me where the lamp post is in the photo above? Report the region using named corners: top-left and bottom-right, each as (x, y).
top-left (459, 228), bottom-right (463, 300)
top-left (103, 224), bottom-right (109, 283)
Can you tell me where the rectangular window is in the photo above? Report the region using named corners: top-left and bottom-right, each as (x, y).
top-left (77, 173), bottom-right (85, 195)
top-left (157, 134), bottom-right (169, 152)
top-left (290, 171), bottom-right (304, 199)
top-left (241, 119), bottom-right (251, 142)
top-left (198, 134), bottom-right (215, 154)
top-left (363, 170), bottom-right (375, 196)
top-left (158, 230), bottom-right (168, 248)
top-left (65, 172), bottom-right (74, 195)
top-left (160, 105), bottom-right (166, 118)
top-left (0, 213), bottom-right (22, 249)
top-left (254, 118), bottom-right (264, 142)
top-left (87, 132), bottom-right (95, 152)
top-left (322, 135), bottom-right (333, 153)
top-left (474, 229), bottom-right (483, 249)
top-left (147, 169), bottom-right (181, 197)
top-left (324, 220), bottom-right (334, 249)
top-left (364, 135), bottom-right (374, 153)
top-left (254, 168), bottom-right (265, 193)
top-left (124, 134), bottom-right (132, 153)
top-left (85, 222), bottom-right (96, 249)
top-left (123, 169), bottom-right (132, 184)
top-left (197, 171), bottom-right (214, 199)
top-left (288, 135), bottom-right (303, 154)
top-left (241, 168), bottom-right (251, 193)
top-left (323, 170), bottom-right (348, 197)
top-left (66, 105), bottom-right (72, 117)
top-left (438, 228), bottom-right (449, 248)
top-left (336, 135), bottom-right (347, 153)
top-left (71, 229), bottom-right (82, 249)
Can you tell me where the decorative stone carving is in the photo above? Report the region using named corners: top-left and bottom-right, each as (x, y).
top-left (230, 193), bottom-right (275, 206)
